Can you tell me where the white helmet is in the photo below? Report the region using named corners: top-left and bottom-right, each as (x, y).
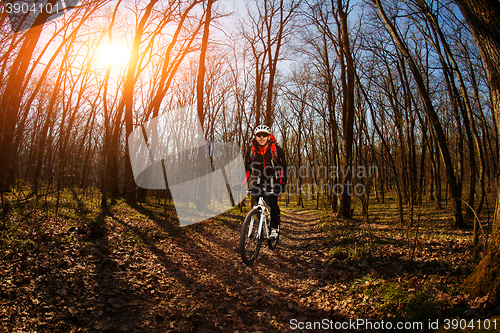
top-left (254, 124), bottom-right (271, 136)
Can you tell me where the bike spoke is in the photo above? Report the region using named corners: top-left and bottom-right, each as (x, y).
top-left (239, 209), bottom-right (262, 265)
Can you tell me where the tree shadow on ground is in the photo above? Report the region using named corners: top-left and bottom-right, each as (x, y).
top-left (92, 205), bottom-right (352, 331)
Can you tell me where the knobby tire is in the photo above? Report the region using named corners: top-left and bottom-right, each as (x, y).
top-left (240, 209), bottom-right (262, 265)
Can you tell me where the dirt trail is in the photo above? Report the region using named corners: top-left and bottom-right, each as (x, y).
top-left (5, 198), bottom-right (492, 332)
top-left (2, 208), bottom-right (349, 332)
top-left (148, 209), bottom-right (339, 332)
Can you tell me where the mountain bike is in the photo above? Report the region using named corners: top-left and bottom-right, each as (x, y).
top-left (239, 188), bottom-right (279, 265)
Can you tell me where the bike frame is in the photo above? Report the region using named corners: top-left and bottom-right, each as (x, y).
top-left (239, 188), bottom-right (279, 265)
top-left (247, 195), bottom-right (270, 240)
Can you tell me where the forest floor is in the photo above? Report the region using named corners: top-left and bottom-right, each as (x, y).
top-left (1, 188), bottom-right (500, 332)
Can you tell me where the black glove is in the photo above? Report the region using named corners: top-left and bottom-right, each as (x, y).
top-left (249, 187), bottom-right (262, 196)
top-left (272, 183), bottom-right (285, 195)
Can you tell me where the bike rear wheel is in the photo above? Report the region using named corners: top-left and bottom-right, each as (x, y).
top-left (239, 209), bottom-right (262, 265)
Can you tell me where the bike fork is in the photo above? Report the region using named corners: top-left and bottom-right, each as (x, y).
top-left (247, 211), bottom-right (264, 239)
top-left (258, 214), bottom-right (268, 240)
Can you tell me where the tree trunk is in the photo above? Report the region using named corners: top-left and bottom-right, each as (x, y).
top-left (0, 7), bottom-right (52, 198)
top-left (423, 3), bottom-right (486, 220)
top-left (197, 0), bottom-right (214, 128)
top-left (453, 0), bottom-right (500, 299)
top-left (336, 0), bottom-right (356, 218)
top-left (195, 0), bottom-right (215, 211)
top-left (122, 0), bottom-right (160, 204)
top-left (374, 0), bottom-right (464, 227)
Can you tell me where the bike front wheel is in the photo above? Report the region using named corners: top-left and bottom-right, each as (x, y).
top-left (239, 209), bottom-right (262, 265)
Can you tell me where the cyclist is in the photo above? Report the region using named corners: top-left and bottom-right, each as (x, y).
top-left (243, 125), bottom-right (287, 239)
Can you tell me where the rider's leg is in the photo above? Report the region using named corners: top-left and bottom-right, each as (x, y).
top-left (267, 194), bottom-right (280, 229)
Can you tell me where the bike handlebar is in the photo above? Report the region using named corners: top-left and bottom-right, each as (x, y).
top-left (231, 183), bottom-right (274, 196)
top-left (247, 188), bottom-right (274, 196)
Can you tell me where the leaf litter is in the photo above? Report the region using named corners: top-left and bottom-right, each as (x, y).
top-left (1, 197), bottom-right (499, 332)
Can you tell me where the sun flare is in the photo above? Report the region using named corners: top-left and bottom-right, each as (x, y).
top-left (96, 41), bottom-right (131, 69)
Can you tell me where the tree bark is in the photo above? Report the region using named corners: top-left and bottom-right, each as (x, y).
top-left (197, 0), bottom-right (214, 129)
top-left (0, 2), bottom-right (56, 198)
top-left (374, 0), bottom-right (465, 227)
top-left (422, 2), bottom-right (485, 220)
top-left (121, 0), bottom-right (160, 204)
top-left (453, 0), bottom-right (500, 299)
top-left (336, 0), bottom-right (356, 218)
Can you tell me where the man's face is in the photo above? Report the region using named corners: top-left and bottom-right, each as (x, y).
top-left (255, 132), bottom-right (270, 146)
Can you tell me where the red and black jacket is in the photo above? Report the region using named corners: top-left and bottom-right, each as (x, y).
top-left (243, 134), bottom-right (287, 187)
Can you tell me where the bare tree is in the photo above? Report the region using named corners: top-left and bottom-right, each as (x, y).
top-left (242, 0), bottom-right (301, 127)
top-left (373, 0), bottom-right (465, 227)
top-left (453, 0), bottom-right (500, 299)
